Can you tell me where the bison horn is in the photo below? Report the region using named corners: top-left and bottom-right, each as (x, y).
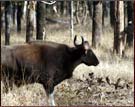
top-left (74, 35), bottom-right (78, 47)
top-left (81, 36), bottom-right (84, 45)
top-left (74, 35), bottom-right (85, 47)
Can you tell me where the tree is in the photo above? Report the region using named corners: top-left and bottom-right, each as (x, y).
top-left (75, 1), bottom-right (80, 24)
top-left (113, 1), bottom-right (125, 56)
top-left (12, 2), bottom-right (16, 25)
top-left (36, 1), bottom-right (46, 40)
top-left (70, 0), bottom-right (74, 39)
top-left (82, 1), bottom-right (88, 25)
top-left (26, 1), bottom-right (35, 42)
top-left (87, 1), bottom-right (93, 19)
top-left (92, 1), bottom-right (102, 48)
top-left (110, 1), bottom-right (115, 27)
top-left (63, 1), bottom-right (67, 16)
top-left (126, 1), bottom-right (134, 47)
top-left (102, 1), bottom-right (108, 27)
top-left (17, 1), bottom-right (24, 33)
top-left (0, 2), bottom-right (1, 36)
top-left (5, 1), bottom-right (12, 45)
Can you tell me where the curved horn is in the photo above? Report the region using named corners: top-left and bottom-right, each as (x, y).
top-left (74, 35), bottom-right (78, 47)
top-left (81, 36), bottom-right (84, 45)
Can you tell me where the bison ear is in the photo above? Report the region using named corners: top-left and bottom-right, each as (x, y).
top-left (84, 41), bottom-right (90, 50)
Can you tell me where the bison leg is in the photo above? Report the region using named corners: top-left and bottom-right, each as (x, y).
top-left (2, 78), bottom-right (13, 93)
top-left (43, 79), bottom-right (56, 106)
top-left (46, 91), bottom-right (56, 106)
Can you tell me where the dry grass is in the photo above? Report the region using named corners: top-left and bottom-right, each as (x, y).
top-left (1, 23), bottom-right (134, 106)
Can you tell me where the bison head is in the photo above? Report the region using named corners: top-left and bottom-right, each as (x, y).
top-left (74, 35), bottom-right (99, 66)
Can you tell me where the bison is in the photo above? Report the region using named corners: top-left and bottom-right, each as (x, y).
top-left (1, 35), bottom-right (99, 106)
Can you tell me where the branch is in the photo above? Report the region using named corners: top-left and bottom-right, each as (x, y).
top-left (41, 1), bottom-right (56, 5)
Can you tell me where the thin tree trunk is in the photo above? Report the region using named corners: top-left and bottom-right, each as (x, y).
top-left (63, 1), bottom-right (67, 15)
top-left (60, 1), bottom-right (64, 15)
top-left (12, 2), bottom-right (16, 25)
top-left (17, 1), bottom-right (23, 33)
top-left (1, 2), bottom-right (3, 31)
top-left (82, 1), bottom-right (88, 25)
top-left (0, 2), bottom-right (1, 37)
top-left (102, 1), bottom-right (107, 27)
top-left (110, 1), bottom-right (115, 27)
top-left (36, 1), bottom-right (46, 40)
top-left (57, 2), bottom-right (61, 16)
top-left (92, 1), bottom-right (102, 48)
top-left (113, 1), bottom-right (125, 56)
top-left (87, 1), bottom-right (93, 19)
top-left (75, 1), bottom-right (80, 24)
top-left (67, 1), bottom-right (71, 16)
top-left (126, 1), bottom-right (134, 47)
top-left (123, 1), bottom-right (127, 50)
top-left (26, 1), bottom-right (35, 42)
top-left (5, 1), bottom-right (12, 45)
top-left (70, 0), bottom-right (74, 39)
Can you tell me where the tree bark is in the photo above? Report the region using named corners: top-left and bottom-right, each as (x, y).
top-left (63, 1), bottom-right (67, 15)
top-left (87, 1), bottom-right (93, 19)
top-left (75, 1), bottom-right (80, 24)
top-left (82, 1), bottom-right (88, 25)
top-left (12, 2), bottom-right (16, 25)
top-left (102, 1), bottom-right (108, 27)
top-left (67, 1), bottom-right (71, 16)
top-left (113, 1), bottom-right (125, 56)
top-left (17, 1), bottom-right (23, 33)
top-left (70, 0), bottom-right (74, 40)
top-left (5, 1), bottom-right (12, 45)
top-left (126, 1), bottom-right (134, 47)
top-left (92, 1), bottom-right (102, 48)
top-left (0, 2), bottom-right (1, 37)
top-left (26, 1), bottom-right (35, 42)
top-left (110, 1), bottom-right (115, 27)
top-left (36, 1), bottom-right (46, 40)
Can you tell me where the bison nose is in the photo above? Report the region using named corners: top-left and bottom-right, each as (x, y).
top-left (95, 60), bottom-right (99, 66)
top-left (97, 60), bottom-right (99, 65)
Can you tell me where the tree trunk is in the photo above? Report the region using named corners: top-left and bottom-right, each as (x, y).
top-left (60, 1), bottom-right (64, 15)
top-left (75, 1), bottom-right (80, 24)
top-left (92, 1), bottom-right (102, 48)
top-left (63, 1), bottom-right (67, 16)
top-left (36, 1), bottom-right (46, 40)
top-left (17, 1), bottom-right (23, 33)
top-left (87, 1), bottom-right (93, 19)
top-left (57, 2), bottom-right (61, 16)
top-left (113, 1), bottom-right (125, 56)
top-left (102, 1), bottom-right (108, 27)
top-left (126, 1), bottom-right (134, 47)
top-left (12, 2), bottom-right (16, 25)
top-left (82, 1), bottom-right (88, 25)
top-left (67, 1), bottom-right (71, 16)
top-left (70, 0), bottom-right (74, 40)
top-left (110, 1), bottom-right (115, 27)
top-left (0, 2), bottom-right (1, 37)
top-left (26, 1), bottom-right (35, 42)
top-left (5, 1), bottom-right (12, 45)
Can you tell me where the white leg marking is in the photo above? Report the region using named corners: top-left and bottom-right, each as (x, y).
top-left (49, 92), bottom-right (56, 106)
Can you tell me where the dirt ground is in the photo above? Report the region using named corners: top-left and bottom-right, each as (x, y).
top-left (55, 77), bottom-right (134, 106)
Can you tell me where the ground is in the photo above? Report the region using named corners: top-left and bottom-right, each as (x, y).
top-left (1, 20), bottom-right (134, 106)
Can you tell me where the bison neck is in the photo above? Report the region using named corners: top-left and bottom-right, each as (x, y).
top-left (69, 47), bottom-right (83, 72)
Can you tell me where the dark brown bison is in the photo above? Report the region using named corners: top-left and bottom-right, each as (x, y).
top-left (1, 35), bottom-right (99, 106)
